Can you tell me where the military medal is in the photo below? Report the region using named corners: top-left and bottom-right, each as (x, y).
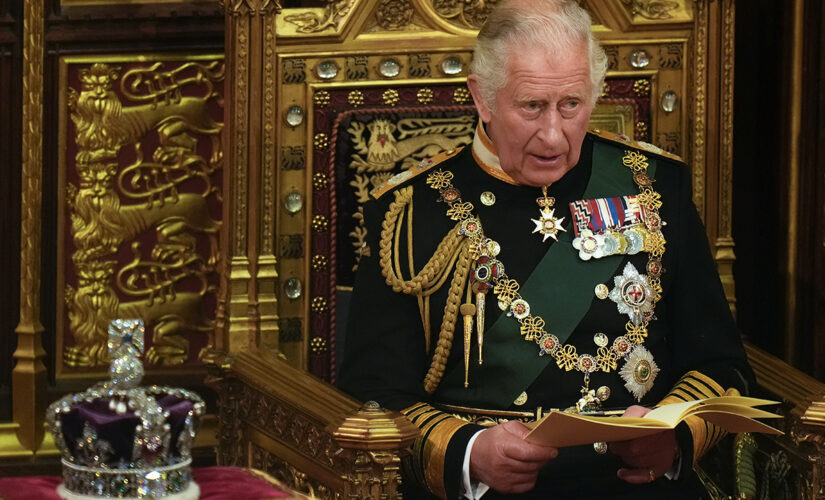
top-left (531, 186), bottom-right (566, 242)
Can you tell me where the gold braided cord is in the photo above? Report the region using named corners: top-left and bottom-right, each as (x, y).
top-left (380, 187), bottom-right (464, 295)
top-left (379, 186), bottom-right (473, 391)
top-left (424, 240), bottom-right (471, 393)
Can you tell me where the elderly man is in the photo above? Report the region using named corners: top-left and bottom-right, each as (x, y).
top-left (339, 0), bottom-right (752, 498)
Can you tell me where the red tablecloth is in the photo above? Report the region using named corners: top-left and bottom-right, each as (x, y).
top-left (0, 466), bottom-right (304, 500)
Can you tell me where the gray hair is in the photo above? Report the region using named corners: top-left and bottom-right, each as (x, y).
top-left (470, 0), bottom-right (608, 111)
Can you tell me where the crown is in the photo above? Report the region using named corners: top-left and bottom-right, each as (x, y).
top-left (47, 319), bottom-right (205, 499)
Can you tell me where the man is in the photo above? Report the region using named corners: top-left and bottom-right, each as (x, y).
top-left (339, 0), bottom-right (753, 498)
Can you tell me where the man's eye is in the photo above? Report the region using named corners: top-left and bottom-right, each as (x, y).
top-left (564, 100), bottom-right (580, 109)
top-left (526, 102), bottom-right (540, 110)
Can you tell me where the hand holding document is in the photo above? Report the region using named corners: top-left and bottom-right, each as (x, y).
top-left (524, 396), bottom-right (782, 448)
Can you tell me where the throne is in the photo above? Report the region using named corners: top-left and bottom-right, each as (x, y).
top-left (205, 1), bottom-right (825, 498)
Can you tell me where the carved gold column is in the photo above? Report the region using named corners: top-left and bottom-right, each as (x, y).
top-left (12, 0), bottom-right (47, 452)
top-left (693, 0), bottom-right (737, 313)
top-left (213, 0), bottom-right (281, 356)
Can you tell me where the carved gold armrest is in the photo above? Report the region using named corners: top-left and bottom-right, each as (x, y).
top-left (205, 348), bottom-right (419, 499)
top-left (743, 343), bottom-right (825, 499)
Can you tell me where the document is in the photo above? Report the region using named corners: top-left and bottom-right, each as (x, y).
top-left (524, 396), bottom-right (782, 448)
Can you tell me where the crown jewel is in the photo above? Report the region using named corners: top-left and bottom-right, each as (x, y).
top-left (47, 319), bottom-right (205, 499)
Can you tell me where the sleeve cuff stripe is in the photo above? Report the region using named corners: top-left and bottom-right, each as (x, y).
top-left (420, 414), bottom-right (454, 439)
top-left (417, 412), bottom-right (452, 431)
top-left (681, 377), bottom-right (721, 398)
top-left (682, 371), bottom-right (725, 395)
top-left (679, 380), bottom-right (714, 399)
top-left (402, 402), bottom-right (431, 416)
top-left (670, 387), bottom-right (701, 402)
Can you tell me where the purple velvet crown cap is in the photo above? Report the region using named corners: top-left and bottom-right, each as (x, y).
top-left (45, 319), bottom-right (205, 499)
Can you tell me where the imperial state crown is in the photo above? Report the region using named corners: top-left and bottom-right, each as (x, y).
top-left (46, 319), bottom-right (205, 499)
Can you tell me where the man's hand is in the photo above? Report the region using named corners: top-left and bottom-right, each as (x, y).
top-left (469, 420), bottom-right (558, 494)
top-left (610, 405), bottom-right (679, 484)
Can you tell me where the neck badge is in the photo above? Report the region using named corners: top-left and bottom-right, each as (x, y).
top-left (531, 186), bottom-right (567, 242)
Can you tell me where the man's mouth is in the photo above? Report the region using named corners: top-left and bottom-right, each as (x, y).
top-left (530, 153), bottom-right (564, 166)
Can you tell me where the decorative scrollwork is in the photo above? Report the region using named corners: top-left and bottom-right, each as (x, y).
top-left (376, 0), bottom-right (414, 30)
top-left (620, 0), bottom-right (680, 20)
top-left (283, 0), bottom-right (354, 34)
top-left (431, 0), bottom-right (499, 30)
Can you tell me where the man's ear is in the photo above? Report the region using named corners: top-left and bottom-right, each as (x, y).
top-left (467, 74), bottom-right (493, 124)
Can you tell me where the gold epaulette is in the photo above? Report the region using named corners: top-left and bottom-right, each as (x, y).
top-left (589, 128), bottom-right (684, 163)
top-left (370, 146), bottom-right (465, 200)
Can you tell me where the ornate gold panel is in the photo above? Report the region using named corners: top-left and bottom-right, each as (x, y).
top-left (57, 55), bottom-right (224, 377)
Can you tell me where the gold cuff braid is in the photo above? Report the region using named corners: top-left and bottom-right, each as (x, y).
top-left (402, 403), bottom-right (472, 500)
top-left (657, 370), bottom-right (735, 463)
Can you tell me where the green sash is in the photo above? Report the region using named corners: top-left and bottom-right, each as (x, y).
top-left (434, 140), bottom-right (658, 408)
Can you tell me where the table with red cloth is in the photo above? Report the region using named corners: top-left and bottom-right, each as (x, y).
top-left (0, 466), bottom-right (310, 500)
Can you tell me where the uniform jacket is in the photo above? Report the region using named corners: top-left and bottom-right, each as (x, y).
top-left (339, 128), bottom-right (753, 499)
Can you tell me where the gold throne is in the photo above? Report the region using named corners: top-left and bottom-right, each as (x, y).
top-left (205, 1), bottom-right (825, 498)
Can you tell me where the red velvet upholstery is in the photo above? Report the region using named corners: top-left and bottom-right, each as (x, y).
top-left (0, 466), bottom-right (298, 500)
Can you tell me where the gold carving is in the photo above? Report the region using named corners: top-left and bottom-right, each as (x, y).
top-left (621, 0), bottom-right (680, 20)
top-left (409, 54), bottom-right (432, 78)
top-left (431, 0), bottom-right (499, 30)
top-left (376, 0), bottom-right (414, 30)
top-left (658, 43), bottom-right (683, 69)
top-left (282, 59), bottom-right (307, 84)
top-left (692, 0), bottom-right (707, 220)
top-left (283, 0), bottom-right (354, 34)
top-left (346, 56), bottom-right (368, 80)
top-left (14, 0), bottom-right (48, 453)
top-left (719, 0), bottom-right (734, 238)
top-left (262, 15), bottom-right (278, 256)
top-left (64, 61), bottom-right (223, 367)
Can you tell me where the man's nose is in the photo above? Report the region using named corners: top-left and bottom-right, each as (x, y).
top-left (536, 110), bottom-right (563, 145)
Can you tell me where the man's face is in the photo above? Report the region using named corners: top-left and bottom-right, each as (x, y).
top-left (468, 43), bottom-right (594, 187)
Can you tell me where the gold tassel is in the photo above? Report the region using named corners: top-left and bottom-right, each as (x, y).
top-left (476, 290), bottom-right (486, 365)
top-left (460, 303), bottom-right (476, 388)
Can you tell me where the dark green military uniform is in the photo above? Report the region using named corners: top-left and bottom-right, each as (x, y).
top-left (339, 131), bottom-right (753, 499)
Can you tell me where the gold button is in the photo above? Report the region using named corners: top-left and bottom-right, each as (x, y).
top-left (595, 284), bottom-right (609, 299)
top-left (514, 391), bottom-right (528, 406)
